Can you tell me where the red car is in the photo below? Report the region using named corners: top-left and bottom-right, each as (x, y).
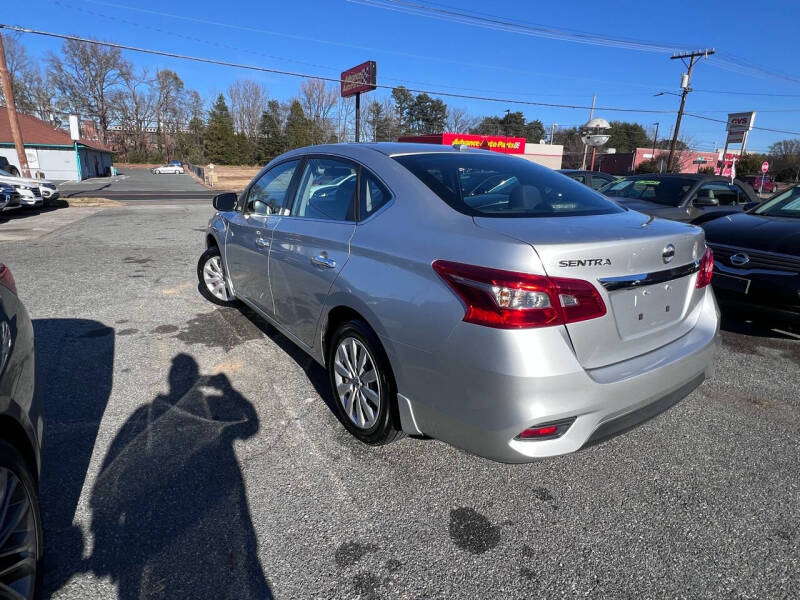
top-left (743, 175), bottom-right (777, 194)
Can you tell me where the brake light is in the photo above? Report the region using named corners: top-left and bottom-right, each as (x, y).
top-left (432, 260), bottom-right (606, 329)
top-left (696, 247), bottom-right (714, 289)
top-left (0, 263), bottom-right (16, 296)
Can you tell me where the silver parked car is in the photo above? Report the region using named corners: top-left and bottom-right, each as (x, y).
top-left (198, 143), bottom-right (719, 463)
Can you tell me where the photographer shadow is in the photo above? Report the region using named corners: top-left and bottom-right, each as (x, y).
top-left (87, 353), bottom-right (272, 599)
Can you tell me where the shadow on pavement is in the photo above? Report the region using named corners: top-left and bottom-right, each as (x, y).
top-left (0, 202), bottom-right (69, 224)
top-left (33, 319), bottom-right (115, 595)
top-left (87, 353), bottom-right (272, 599)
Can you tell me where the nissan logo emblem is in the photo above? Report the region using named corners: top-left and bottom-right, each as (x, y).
top-left (730, 253), bottom-right (750, 266)
top-left (662, 244), bottom-right (675, 264)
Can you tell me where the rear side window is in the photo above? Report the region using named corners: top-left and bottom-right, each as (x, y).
top-left (359, 172), bottom-right (390, 219)
top-left (394, 153), bottom-right (623, 218)
top-left (292, 157), bottom-right (357, 221)
top-left (601, 178), bottom-right (695, 206)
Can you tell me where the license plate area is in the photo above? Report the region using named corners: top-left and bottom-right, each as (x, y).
top-left (712, 272), bottom-right (750, 294)
top-left (609, 280), bottom-right (688, 339)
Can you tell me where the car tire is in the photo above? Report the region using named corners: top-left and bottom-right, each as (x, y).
top-left (327, 319), bottom-right (404, 446)
top-left (197, 246), bottom-right (239, 307)
top-left (0, 439), bottom-right (43, 600)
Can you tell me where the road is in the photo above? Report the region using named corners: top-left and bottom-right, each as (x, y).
top-left (58, 166), bottom-right (218, 201)
top-left (1, 203), bottom-right (798, 599)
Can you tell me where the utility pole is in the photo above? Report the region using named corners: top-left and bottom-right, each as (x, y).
top-left (0, 32), bottom-right (30, 178)
top-left (580, 94), bottom-right (596, 170)
top-left (651, 122), bottom-right (659, 161)
top-left (550, 122), bottom-right (558, 145)
top-left (666, 48), bottom-right (715, 172)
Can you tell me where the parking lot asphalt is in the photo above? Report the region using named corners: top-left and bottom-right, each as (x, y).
top-left (58, 166), bottom-right (216, 201)
top-left (1, 203), bottom-right (798, 599)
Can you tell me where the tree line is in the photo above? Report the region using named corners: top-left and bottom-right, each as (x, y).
top-left (2, 33), bottom-right (799, 177)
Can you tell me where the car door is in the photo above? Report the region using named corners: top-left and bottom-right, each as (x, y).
top-left (269, 156), bottom-right (358, 347)
top-left (224, 160), bottom-right (300, 315)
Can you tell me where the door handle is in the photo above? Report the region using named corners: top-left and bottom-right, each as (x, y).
top-left (255, 237), bottom-right (270, 248)
top-left (311, 255), bottom-right (336, 269)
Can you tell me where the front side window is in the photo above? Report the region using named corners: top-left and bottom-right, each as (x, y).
top-left (696, 183), bottom-right (738, 206)
top-left (601, 177), bottom-right (695, 206)
top-left (292, 158), bottom-right (357, 221)
top-left (244, 160), bottom-right (299, 216)
top-left (394, 153), bottom-right (623, 218)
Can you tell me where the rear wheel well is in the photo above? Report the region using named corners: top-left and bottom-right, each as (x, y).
top-left (323, 306), bottom-right (367, 362)
top-left (0, 416), bottom-right (38, 481)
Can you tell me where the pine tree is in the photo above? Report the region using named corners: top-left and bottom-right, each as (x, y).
top-left (284, 100), bottom-right (313, 150)
top-left (204, 94), bottom-right (236, 164)
top-left (256, 100), bottom-right (285, 163)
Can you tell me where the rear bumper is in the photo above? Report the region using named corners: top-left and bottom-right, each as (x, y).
top-left (390, 288), bottom-right (720, 463)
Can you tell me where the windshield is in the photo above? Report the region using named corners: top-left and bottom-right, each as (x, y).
top-left (599, 177), bottom-right (696, 206)
top-left (393, 153), bottom-right (624, 218)
top-left (753, 186), bottom-right (800, 218)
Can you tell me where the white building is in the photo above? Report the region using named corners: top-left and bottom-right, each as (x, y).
top-left (517, 143), bottom-right (563, 170)
top-left (0, 108), bottom-right (114, 181)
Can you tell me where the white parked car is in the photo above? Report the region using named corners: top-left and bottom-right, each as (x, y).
top-left (0, 168), bottom-right (57, 209)
top-left (152, 165), bottom-right (185, 175)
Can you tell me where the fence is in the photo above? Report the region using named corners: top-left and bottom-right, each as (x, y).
top-left (184, 162), bottom-right (206, 184)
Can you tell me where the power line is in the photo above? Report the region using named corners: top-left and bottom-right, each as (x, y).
top-left (0, 23), bottom-right (675, 115)
top-left (60, 0), bottom-right (669, 94)
top-left (684, 113), bottom-right (800, 136)
top-left (352, 0), bottom-right (800, 86)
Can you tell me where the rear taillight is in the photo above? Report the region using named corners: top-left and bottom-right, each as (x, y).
top-left (0, 263), bottom-right (16, 296)
top-left (696, 247), bottom-right (714, 289)
top-left (432, 260), bottom-right (606, 329)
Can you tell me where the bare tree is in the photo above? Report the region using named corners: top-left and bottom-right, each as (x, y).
top-left (112, 68), bottom-right (157, 159)
top-left (47, 38), bottom-right (131, 143)
top-left (228, 79), bottom-right (269, 138)
top-left (446, 107), bottom-right (477, 133)
top-left (299, 79), bottom-right (338, 143)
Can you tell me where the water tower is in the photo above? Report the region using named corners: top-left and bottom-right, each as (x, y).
top-left (580, 117), bottom-right (611, 170)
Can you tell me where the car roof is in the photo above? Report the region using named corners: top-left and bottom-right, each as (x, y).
top-left (619, 173), bottom-right (727, 182)
top-left (557, 169), bottom-right (609, 175)
top-left (281, 142), bottom-right (496, 159)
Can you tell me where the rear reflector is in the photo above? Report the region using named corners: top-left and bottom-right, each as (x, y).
top-left (517, 418), bottom-right (576, 440)
top-left (432, 260), bottom-right (606, 329)
top-left (696, 247), bottom-right (714, 289)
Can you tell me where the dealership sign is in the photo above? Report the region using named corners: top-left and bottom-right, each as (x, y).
top-left (340, 61), bottom-right (377, 97)
top-left (726, 112), bottom-right (756, 133)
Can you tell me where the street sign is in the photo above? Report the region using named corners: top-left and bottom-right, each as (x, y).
top-left (68, 115), bottom-right (81, 141)
top-left (726, 112), bottom-right (756, 133)
top-left (340, 61), bottom-right (377, 98)
top-left (761, 161), bottom-right (769, 173)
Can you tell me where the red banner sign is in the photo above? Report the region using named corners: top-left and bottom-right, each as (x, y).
top-left (441, 133), bottom-right (526, 154)
top-left (340, 61), bottom-right (377, 97)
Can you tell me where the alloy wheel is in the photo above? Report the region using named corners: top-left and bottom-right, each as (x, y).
top-left (333, 337), bottom-right (381, 429)
top-left (0, 467), bottom-right (38, 600)
top-left (202, 256), bottom-right (231, 302)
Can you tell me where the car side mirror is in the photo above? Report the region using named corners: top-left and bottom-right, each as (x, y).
top-left (692, 195), bottom-right (719, 207)
top-left (212, 192), bottom-right (237, 211)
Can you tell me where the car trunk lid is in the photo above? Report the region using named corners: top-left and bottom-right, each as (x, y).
top-left (474, 211), bottom-right (708, 369)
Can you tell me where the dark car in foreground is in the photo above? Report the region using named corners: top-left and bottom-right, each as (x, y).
top-left (701, 185), bottom-right (800, 322)
top-left (558, 169), bottom-right (619, 191)
top-left (599, 174), bottom-right (759, 224)
top-left (0, 262), bottom-right (42, 599)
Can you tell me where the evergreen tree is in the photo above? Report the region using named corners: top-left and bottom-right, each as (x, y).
top-left (284, 100), bottom-right (313, 150)
top-left (256, 100), bottom-right (285, 163)
top-left (204, 93), bottom-right (236, 164)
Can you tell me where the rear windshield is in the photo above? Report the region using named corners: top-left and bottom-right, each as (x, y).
top-left (600, 177), bottom-right (696, 206)
top-left (393, 153), bottom-right (624, 218)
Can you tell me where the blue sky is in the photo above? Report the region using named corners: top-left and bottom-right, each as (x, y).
top-left (6, 0), bottom-right (800, 153)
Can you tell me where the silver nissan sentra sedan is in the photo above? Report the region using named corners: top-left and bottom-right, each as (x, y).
top-left (198, 143), bottom-right (719, 463)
